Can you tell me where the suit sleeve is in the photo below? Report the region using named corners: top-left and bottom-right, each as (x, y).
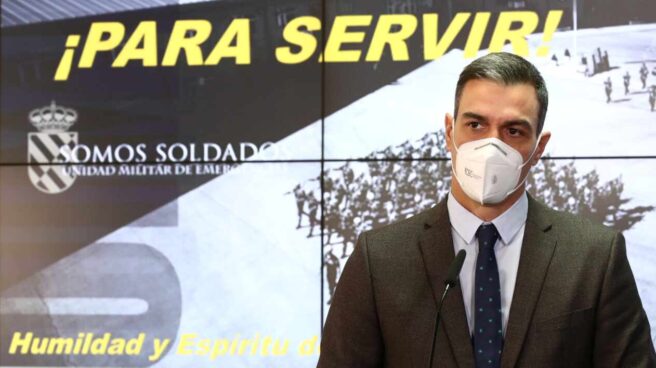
top-left (593, 232), bottom-right (656, 367)
top-left (317, 232), bottom-right (384, 368)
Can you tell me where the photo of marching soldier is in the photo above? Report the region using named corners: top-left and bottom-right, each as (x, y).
top-left (641, 63), bottom-right (650, 89)
top-left (624, 71), bottom-right (631, 95)
top-left (605, 76), bottom-right (613, 103)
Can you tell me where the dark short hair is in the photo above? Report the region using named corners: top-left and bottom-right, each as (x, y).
top-left (454, 52), bottom-right (548, 135)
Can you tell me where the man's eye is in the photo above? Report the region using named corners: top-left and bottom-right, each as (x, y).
top-left (508, 128), bottom-right (521, 136)
top-left (468, 122), bottom-right (482, 129)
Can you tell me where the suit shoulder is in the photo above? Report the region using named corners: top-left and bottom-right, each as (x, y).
top-left (534, 199), bottom-right (618, 247)
top-left (361, 205), bottom-right (438, 246)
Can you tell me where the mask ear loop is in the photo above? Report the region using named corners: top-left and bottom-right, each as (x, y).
top-left (449, 121), bottom-right (468, 199)
top-left (451, 120), bottom-right (461, 154)
top-left (504, 133), bottom-right (543, 196)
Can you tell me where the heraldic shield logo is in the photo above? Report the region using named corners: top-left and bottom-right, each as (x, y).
top-left (27, 101), bottom-right (78, 194)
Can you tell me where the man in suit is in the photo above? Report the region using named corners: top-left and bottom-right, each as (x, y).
top-left (317, 52), bottom-right (656, 367)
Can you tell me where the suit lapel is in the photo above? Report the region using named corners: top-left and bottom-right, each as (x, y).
top-left (501, 195), bottom-right (557, 368)
top-left (419, 199), bottom-right (475, 368)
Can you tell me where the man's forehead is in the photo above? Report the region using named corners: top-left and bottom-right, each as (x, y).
top-left (457, 79), bottom-right (540, 122)
top-left (460, 78), bottom-right (538, 98)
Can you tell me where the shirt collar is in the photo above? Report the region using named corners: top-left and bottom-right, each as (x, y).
top-left (447, 191), bottom-right (528, 246)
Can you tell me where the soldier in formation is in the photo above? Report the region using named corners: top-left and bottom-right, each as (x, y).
top-left (306, 193), bottom-right (319, 238)
top-left (623, 71), bottom-right (631, 95)
top-left (604, 77), bottom-right (613, 103)
top-left (324, 248), bottom-right (340, 305)
top-left (288, 184), bottom-right (306, 229)
top-left (640, 63), bottom-right (649, 89)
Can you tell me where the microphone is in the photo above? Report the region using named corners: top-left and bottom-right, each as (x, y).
top-left (428, 249), bottom-right (466, 368)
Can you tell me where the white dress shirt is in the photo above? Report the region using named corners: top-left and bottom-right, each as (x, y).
top-left (447, 192), bottom-right (528, 337)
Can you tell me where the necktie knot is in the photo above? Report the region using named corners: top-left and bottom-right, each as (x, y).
top-left (477, 224), bottom-right (499, 250)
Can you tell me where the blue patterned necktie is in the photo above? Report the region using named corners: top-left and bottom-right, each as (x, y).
top-left (474, 223), bottom-right (503, 368)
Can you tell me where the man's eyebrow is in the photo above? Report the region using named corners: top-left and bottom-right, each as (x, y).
top-left (461, 112), bottom-right (486, 121)
top-left (502, 119), bottom-right (534, 131)
top-left (460, 112), bottom-right (535, 132)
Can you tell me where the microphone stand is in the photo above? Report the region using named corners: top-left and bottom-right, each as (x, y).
top-left (428, 249), bottom-right (465, 368)
top-left (428, 283), bottom-right (453, 367)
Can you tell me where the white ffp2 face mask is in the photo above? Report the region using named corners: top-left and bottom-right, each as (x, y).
top-left (451, 131), bottom-right (541, 205)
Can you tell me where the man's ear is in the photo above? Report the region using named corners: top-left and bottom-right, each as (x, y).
top-left (531, 131), bottom-right (551, 166)
top-left (445, 113), bottom-right (454, 155)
